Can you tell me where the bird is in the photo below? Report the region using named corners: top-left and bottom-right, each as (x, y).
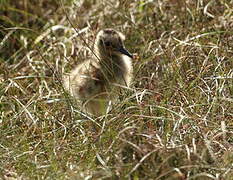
top-left (63, 28), bottom-right (133, 116)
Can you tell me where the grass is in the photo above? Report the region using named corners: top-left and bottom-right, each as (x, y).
top-left (0, 0), bottom-right (233, 179)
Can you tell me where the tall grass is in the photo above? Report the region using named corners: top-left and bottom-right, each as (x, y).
top-left (1, 0), bottom-right (233, 179)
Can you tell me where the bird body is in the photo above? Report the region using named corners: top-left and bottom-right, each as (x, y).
top-left (64, 29), bottom-right (133, 116)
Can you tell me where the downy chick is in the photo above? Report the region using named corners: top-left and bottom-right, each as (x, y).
top-left (64, 29), bottom-right (133, 116)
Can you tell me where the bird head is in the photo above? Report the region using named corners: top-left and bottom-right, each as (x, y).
top-left (96, 29), bottom-right (133, 59)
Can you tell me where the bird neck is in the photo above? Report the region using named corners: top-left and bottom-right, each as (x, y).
top-left (99, 53), bottom-right (122, 70)
top-left (98, 53), bottom-right (126, 84)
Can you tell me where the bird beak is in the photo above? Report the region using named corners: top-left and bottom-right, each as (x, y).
top-left (118, 46), bottom-right (133, 58)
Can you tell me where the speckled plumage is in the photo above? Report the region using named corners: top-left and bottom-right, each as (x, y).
top-left (64, 29), bottom-right (133, 116)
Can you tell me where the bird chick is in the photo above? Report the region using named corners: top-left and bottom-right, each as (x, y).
top-left (64, 29), bottom-right (133, 116)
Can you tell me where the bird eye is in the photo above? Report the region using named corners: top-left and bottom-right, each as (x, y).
top-left (104, 41), bottom-right (111, 47)
top-left (118, 38), bottom-right (123, 44)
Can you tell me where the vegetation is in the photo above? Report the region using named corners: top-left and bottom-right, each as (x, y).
top-left (0, 0), bottom-right (232, 179)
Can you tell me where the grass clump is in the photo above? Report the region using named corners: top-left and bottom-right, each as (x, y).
top-left (0, 0), bottom-right (233, 179)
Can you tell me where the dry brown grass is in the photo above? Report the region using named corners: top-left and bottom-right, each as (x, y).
top-left (0, 0), bottom-right (233, 179)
